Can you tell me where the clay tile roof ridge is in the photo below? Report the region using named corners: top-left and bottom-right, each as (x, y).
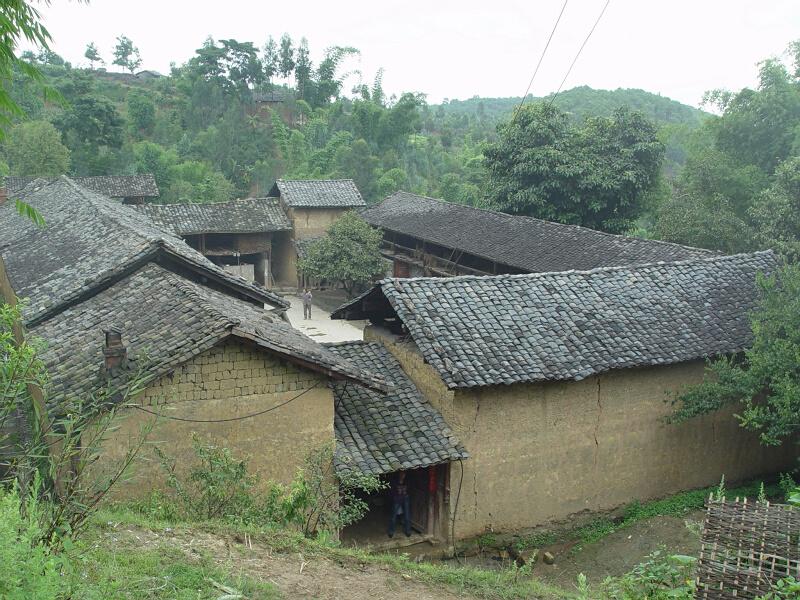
top-left (374, 249), bottom-right (777, 288)
top-left (374, 190), bottom-right (717, 257)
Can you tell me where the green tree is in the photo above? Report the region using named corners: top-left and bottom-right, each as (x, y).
top-left (749, 157), bottom-right (800, 261)
top-left (484, 103), bottom-right (664, 233)
top-left (278, 33), bottom-right (294, 80)
top-left (298, 212), bottom-right (385, 296)
top-left (112, 35), bottom-right (142, 73)
top-left (294, 37), bottom-right (312, 102)
top-left (126, 89), bottom-right (155, 136)
top-left (83, 42), bottom-right (102, 69)
top-left (262, 36), bottom-right (278, 85)
top-left (376, 167), bottom-right (408, 199)
top-left (5, 120), bottom-right (70, 176)
top-left (672, 263), bottom-right (800, 447)
top-left (0, 0), bottom-right (57, 136)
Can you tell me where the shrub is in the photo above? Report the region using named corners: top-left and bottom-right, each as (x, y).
top-left (154, 436), bottom-right (385, 535)
top-left (0, 485), bottom-right (70, 599)
top-left (600, 551), bottom-right (696, 600)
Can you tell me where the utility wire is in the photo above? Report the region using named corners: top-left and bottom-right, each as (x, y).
top-left (548, 0), bottom-right (611, 107)
top-left (511, 0), bottom-right (569, 124)
top-left (130, 380), bottom-right (321, 423)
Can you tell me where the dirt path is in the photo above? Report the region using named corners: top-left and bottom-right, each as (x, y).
top-left (99, 524), bottom-right (474, 600)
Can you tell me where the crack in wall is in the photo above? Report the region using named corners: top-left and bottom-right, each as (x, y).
top-left (593, 376), bottom-right (602, 466)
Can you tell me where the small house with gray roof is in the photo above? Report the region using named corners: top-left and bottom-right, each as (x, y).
top-left (333, 251), bottom-right (794, 540)
top-left (1, 176), bottom-right (390, 498)
top-left (269, 179), bottom-right (367, 287)
top-left (362, 191), bottom-right (715, 277)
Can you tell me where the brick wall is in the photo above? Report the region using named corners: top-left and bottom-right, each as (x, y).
top-left (94, 339), bottom-right (335, 498)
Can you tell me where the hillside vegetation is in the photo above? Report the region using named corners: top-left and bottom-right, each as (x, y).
top-left (4, 35), bottom-right (703, 211)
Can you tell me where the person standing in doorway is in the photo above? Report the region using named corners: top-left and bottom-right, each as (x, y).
top-left (302, 288), bottom-right (313, 320)
top-left (388, 471), bottom-right (411, 538)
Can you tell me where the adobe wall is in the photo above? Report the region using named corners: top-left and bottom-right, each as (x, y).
top-left (365, 326), bottom-right (795, 540)
top-left (93, 339), bottom-right (333, 498)
top-left (290, 207), bottom-right (350, 239)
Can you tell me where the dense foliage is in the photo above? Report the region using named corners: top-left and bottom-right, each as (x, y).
top-left (298, 211), bottom-right (386, 296)
top-left (655, 42), bottom-right (800, 254)
top-left (1, 32), bottom-right (707, 212)
top-left (673, 263), bottom-right (800, 446)
top-left (484, 103), bottom-right (664, 232)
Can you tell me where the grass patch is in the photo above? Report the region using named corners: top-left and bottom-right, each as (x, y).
top-left (71, 537), bottom-right (279, 599)
top-left (515, 478), bottom-right (782, 551)
top-left (93, 504), bottom-right (568, 600)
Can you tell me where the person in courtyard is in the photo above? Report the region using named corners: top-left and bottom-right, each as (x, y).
top-left (302, 288), bottom-right (313, 319)
top-left (388, 471), bottom-right (412, 538)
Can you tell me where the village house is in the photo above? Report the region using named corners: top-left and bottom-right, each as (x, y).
top-left (269, 179), bottom-right (366, 288)
top-left (361, 191), bottom-right (714, 277)
top-left (332, 251), bottom-right (794, 541)
top-left (0, 176), bottom-right (388, 494)
top-left (6, 174), bottom-right (160, 205)
top-left (135, 198), bottom-right (292, 288)
top-left (120, 178), bottom-right (367, 290)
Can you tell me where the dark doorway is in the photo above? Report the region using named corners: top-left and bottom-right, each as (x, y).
top-left (341, 464), bottom-right (449, 547)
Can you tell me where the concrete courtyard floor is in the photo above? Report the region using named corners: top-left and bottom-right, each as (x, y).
top-left (285, 296), bottom-right (366, 343)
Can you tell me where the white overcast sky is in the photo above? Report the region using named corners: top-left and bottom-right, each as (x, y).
top-left (31, 0), bottom-right (800, 107)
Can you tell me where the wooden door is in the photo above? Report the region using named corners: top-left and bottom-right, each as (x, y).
top-left (409, 468), bottom-right (429, 533)
top-left (393, 259), bottom-right (410, 278)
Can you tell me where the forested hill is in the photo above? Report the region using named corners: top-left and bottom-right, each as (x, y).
top-left (3, 37), bottom-right (707, 210)
top-left (436, 86), bottom-right (707, 127)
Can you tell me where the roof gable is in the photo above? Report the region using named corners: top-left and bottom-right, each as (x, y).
top-left (0, 177), bottom-right (287, 323)
top-left (333, 251), bottom-right (778, 389)
top-left (271, 179), bottom-right (366, 208)
top-left (362, 192), bottom-right (715, 273)
top-left (33, 264), bottom-right (385, 407)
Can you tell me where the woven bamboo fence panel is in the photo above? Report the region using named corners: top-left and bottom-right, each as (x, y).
top-left (695, 497), bottom-right (800, 599)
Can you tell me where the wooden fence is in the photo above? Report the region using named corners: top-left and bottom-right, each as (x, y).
top-left (696, 497), bottom-right (800, 599)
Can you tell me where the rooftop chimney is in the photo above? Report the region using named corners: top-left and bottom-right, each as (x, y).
top-left (0, 188), bottom-right (7, 205)
top-left (102, 327), bottom-right (127, 371)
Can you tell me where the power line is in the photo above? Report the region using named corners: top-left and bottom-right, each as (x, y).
top-left (130, 380), bottom-right (321, 423)
top-left (548, 0), bottom-right (611, 107)
top-left (511, 0), bottom-right (569, 124)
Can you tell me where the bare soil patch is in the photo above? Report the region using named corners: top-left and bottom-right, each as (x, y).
top-left (97, 524), bottom-right (475, 600)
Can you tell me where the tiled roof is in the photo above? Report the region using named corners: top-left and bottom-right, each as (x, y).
top-left (6, 174), bottom-right (159, 198)
top-left (362, 192), bottom-right (715, 273)
top-left (32, 264), bottom-right (386, 407)
top-left (134, 198), bottom-right (292, 235)
top-left (326, 341), bottom-right (467, 475)
top-left (0, 177), bottom-right (288, 324)
top-left (271, 179), bottom-right (366, 208)
top-left (333, 251), bottom-right (778, 389)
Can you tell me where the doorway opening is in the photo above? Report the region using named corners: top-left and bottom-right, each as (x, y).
top-left (341, 464), bottom-right (450, 549)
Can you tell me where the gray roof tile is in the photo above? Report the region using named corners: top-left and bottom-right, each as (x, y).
top-left (0, 177), bottom-right (288, 323)
top-left (134, 198), bottom-right (291, 235)
top-left (6, 174), bottom-right (159, 198)
top-left (333, 251), bottom-right (778, 389)
top-left (326, 341), bottom-right (467, 475)
top-left (33, 263), bottom-right (386, 408)
top-left (362, 192), bottom-right (715, 273)
top-left (271, 179), bottom-right (365, 208)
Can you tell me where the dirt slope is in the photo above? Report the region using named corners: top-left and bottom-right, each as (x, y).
top-left (99, 524), bottom-right (476, 600)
